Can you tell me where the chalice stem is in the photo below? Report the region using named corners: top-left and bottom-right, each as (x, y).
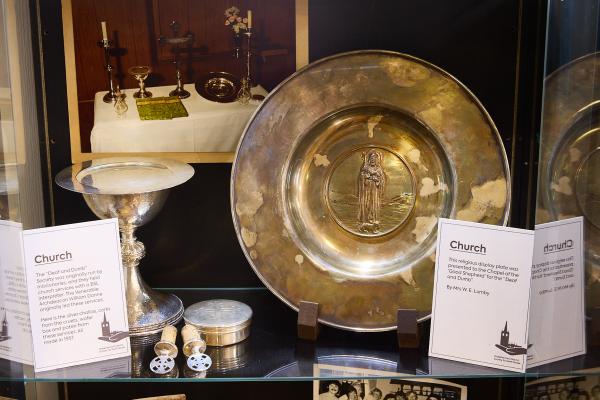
top-left (118, 222), bottom-right (184, 337)
top-left (120, 224), bottom-right (145, 267)
top-left (176, 70), bottom-right (183, 90)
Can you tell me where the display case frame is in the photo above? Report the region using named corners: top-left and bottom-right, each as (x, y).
top-left (9, 0), bottom-right (600, 399)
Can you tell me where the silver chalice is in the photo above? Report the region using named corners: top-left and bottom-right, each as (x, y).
top-left (128, 66), bottom-right (153, 99)
top-left (56, 157), bottom-right (194, 337)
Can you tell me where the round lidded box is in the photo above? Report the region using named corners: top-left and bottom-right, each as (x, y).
top-left (183, 299), bottom-right (252, 347)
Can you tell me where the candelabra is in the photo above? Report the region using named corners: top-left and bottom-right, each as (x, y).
top-left (98, 38), bottom-right (119, 103)
top-left (236, 27), bottom-right (253, 104)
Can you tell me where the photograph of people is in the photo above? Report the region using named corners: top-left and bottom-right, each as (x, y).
top-left (319, 381), bottom-right (341, 400)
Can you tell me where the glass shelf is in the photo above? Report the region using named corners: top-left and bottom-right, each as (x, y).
top-left (0, 288), bottom-right (599, 382)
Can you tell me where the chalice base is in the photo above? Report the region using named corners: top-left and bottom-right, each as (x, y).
top-left (133, 90), bottom-right (153, 99)
top-left (169, 86), bottom-right (191, 99)
top-left (103, 91), bottom-right (120, 103)
top-left (125, 265), bottom-right (184, 337)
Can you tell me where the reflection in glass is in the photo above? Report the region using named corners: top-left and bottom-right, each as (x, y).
top-left (0, 0), bottom-right (34, 376)
top-left (0, 164), bottom-right (18, 221)
top-left (537, 0), bottom-right (600, 319)
top-left (525, 375), bottom-right (600, 400)
top-left (315, 377), bottom-right (467, 400)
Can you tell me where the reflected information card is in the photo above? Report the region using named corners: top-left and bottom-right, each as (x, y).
top-left (0, 220), bottom-right (33, 364)
top-left (528, 217), bottom-right (586, 367)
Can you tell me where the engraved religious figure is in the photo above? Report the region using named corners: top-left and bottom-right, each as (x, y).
top-left (357, 149), bottom-right (386, 233)
top-left (327, 146), bottom-right (416, 238)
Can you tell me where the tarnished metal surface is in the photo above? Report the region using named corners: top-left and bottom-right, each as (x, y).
top-left (538, 53), bottom-right (600, 313)
top-left (231, 51), bottom-right (510, 331)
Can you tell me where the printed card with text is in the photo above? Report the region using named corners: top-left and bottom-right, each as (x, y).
top-left (429, 218), bottom-right (535, 372)
top-left (22, 219), bottom-right (130, 372)
top-left (528, 217), bottom-right (586, 367)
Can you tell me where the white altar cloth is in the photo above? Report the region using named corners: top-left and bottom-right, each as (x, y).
top-left (90, 84), bottom-right (266, 153)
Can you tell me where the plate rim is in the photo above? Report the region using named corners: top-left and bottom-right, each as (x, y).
top-left (55, 156), bottom-right (194, 195)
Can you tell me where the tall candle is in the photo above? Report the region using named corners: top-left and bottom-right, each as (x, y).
top-left (247, 10), bottom-right (252, 29)
top-left (101, 21), bottom-right (108, 41)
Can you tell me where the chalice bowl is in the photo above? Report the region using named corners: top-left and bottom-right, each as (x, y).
top-left (128, 65), bottom-right (153, 99)
top-left (56, 157), bottom-right (194, 337)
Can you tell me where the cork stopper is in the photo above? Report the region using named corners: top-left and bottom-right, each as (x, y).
top-left (161, 325), bottom-right (178, 343)
top-left (182, 324), bottom-right (200, 342)
top-left (153, 325), bottom-right (178, 357)
top-left (182, 324), bottom-right (206, 357)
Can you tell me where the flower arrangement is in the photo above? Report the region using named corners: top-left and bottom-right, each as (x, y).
top-left (224, 6), bottom-right (248, 34)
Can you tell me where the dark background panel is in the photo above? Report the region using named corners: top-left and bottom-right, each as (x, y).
top-left (546, 0), bottom-right (600, 74)
top-left (0, 382), bottom-right (25, 400)
top-left (308, 0), bottom-right (519, 152)
top-left (50, 164), bottom-right (260, 288)
top-left (39, 0), bottom-right (543, 288)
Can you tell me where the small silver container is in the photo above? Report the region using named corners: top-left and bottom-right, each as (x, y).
top-left (183, 299), bottom-right (252, 347)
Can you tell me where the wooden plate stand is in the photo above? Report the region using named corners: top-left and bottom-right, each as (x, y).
top-left (296, 301), bottom-right (423, 349)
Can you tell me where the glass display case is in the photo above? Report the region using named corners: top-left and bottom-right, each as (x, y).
top-left (0, 0), bottom-right (46, 397)
top-left (3, 0), bottom-right (600, 399)
top-left (527, 0), bottom-right (600, 398)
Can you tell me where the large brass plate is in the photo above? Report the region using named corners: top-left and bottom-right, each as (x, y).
top-left (538, 53), bottom-right (600, 314)
top-left (231, 51), bottom-right (510, 331)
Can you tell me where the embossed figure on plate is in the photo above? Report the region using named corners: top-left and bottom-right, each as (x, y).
top-left (327, 147), bottom-right (416, 237)
top-left (358, 149), bottom-right (386, 233)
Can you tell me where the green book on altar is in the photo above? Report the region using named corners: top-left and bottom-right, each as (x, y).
top-left (136, 96), bottom-right (189, 120)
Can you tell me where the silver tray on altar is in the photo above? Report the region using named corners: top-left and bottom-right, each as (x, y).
top-left (231, 50), bottom-right (510, 331)
top-left (195, 72), bottom-right (241, 103)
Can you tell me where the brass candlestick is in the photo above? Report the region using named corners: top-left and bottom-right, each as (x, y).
top-left (98, 39), bottom-right (119, 103)
top-left (236, 27), bottom-right (253, 104)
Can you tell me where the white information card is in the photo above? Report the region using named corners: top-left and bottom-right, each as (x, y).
top-left (528, 217), bottom-right (586, 367)
top-left (429, 217), bottom-right (586, 372)
top-left (22, 219), bottom-right (130, 372)
top-left (429, 218), bottom-right (535, 372)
